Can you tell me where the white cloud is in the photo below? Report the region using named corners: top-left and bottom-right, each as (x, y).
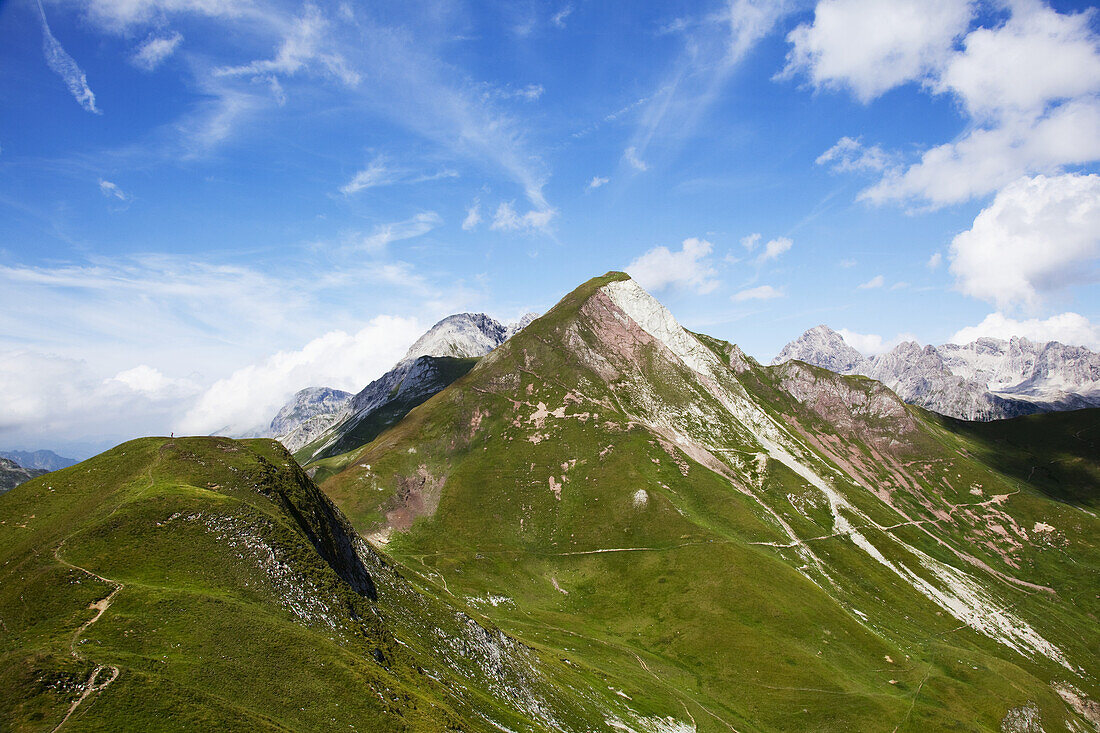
top-left (462, 200), bottom-right (482, 230)
top-left (132, 32), bottom-right (182, 71)
top-left (795, 1), bottom-right (1100, 208)
top-left (354, 212), bottom-right (442, 252)
top-left (949, 311), bottom-right (1100, 349)
top-left (782, 0), bottom-right (973, 102)
top-left (586, 175), bottom-right (609, 191)
top-left (927, 252), bottom-right (942, 269)
top-left (341, 159), bottom-right (392, 194)
top-left (755, 236), bottom-right (793, 264)
top-left (838, 258), bottom-right (857, 268)
top-left (816, 136), bottom-right (893, 173)
top-left (552, 5), bottom-right (573, 28)
top-left (340, 158), bottom-right (458, 195)
top-left (858, 274), bottom-right (885, 289)
top-left (36, 0), bottom-right (100, 113)
top-left (732, 284), bottom-right (783, 301)
top-left (623, 146), bottom-right (648, 172)
top-left (741, 232), bottom-right (762, 251)
top-left (837, 328), bottom-right (917, 355)
top-left (489, 202), bottom-right (555, 233)
top-left (177, 315), bottom-right (422, 436)
top-left (215, 5), bottom-right (359, 88)
top-left (935, 2), bottom-right (1100, 122)
top-left (626, 237), bottom-right (719, 294)
top-left (861, 97), bottom-right (1100, 206)
top-left (98, 179), bottom-right (130, 201)
top-left (948, 173), bottom-right (1100, 309)
top-left (106, 364), bottom-right (198, 397)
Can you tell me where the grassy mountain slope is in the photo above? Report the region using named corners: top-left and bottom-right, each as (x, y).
top-left (0, 436), bottom-right (676, 732)
top-left (296, 355), bottom-right (479, 468)
top-left (319, 273), bottom-right (1100, 732)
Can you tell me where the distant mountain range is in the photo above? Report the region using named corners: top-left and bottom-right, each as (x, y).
top-left (773, 325), bottom-right (1100, 420)
top-left (0, 457), bottom-right (48, 494)
top-left (263, 312), bottom-right (538, 455)
top-left (0, 449), bottom-right (77, 472)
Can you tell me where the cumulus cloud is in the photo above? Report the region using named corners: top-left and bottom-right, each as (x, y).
top-left (782, 0), bottom-right (974, 102)
top-left (948, 173), bottom-right (1100, 308)
top-left (950, 311), bottom-right (1100, 349)
top-left (927, 252), bottom-right (942, 269)
top-left (36, 0), bottom-right (100, 113)
top-left (791, 0), bottom-right (1100, 208)
top-left (626, 238), bottom-right (719, 294)
top-left (732, 284), bottom-right (783, 301)
top-left (740, 233), bottom-right (762, 251)
top-left (177, 316), bottom-right (421, 436)
top-left (586, 175), bottom-right (609, 191)
top-left (623, 146), bottom-right (648, 171)
top-left (858, 274), bottom-right (885, 289)
top-left (489, 202), bottom-right (555, 232)
top-left (755, 236), bottom-right (793, 264)
top-left (106, 364), bottom-right (198, 398)
top-left (132, 32), bottom-right (182, 71)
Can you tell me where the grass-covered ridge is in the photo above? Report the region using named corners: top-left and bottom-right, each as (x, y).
top-left (0, 436), bottom-right (678, 732)
top-left (319, 274), bottom-right (1100, 732)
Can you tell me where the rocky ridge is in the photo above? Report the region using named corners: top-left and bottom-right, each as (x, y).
top-left (286, 311), bottom-right (538, 460)
top-left (773, 325), bottom-right (1100, 420)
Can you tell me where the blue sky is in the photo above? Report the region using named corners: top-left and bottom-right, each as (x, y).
top-left (2, 0), bottom-right (1099, 456)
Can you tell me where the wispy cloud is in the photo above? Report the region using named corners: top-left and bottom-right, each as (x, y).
top-left (626, 0), bottom-right (796, 169)
top-left (351, 212), bottom-right (443, 252)
top-left (732, 284), bottom-right (783, 301)
top-left (586, 175), bottom-right (610, 191)
top-left (340, 157), bottom-right (459, 195)
top-left (98, 179), bottom-right (129, 201)
top-left (623, 146), bottom-right (648, 171)
top-left (132, 32), bottom-right (183, 71)
top-left (490, 202), bottom-right (555, 233)
top-left (858, 274), bottom-right (885, 290)
top-left (552, 5), bottom-right (574, 28)
top-left (462, 199), bottom-right (482, 230)
top-left (36, 0), bottom-right (100, 113)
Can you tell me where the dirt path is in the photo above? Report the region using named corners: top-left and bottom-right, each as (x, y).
top-left (47, 453), bottom-right (160, 731)
top-left (51, 540), bottom-right (124, 732)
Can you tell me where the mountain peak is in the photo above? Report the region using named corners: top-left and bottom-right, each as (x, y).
top-left (401, 313), bottom-right (508, 362)
top-left (772, 323), bottom-right (867, 374)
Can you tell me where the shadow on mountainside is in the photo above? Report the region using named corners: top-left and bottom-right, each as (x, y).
top-left (938, 408), bottom-right (1100, 507)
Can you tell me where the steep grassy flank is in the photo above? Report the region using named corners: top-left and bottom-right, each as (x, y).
top-left (0, 437), bottom-right (668, 732)
top-left (321, 273), bottom-right (1100, 732)
top-left (297, 355), bottom-right (479, 469)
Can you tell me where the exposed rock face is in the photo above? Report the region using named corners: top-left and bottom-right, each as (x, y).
top-left (773, 324), bottom-right (867, 374)
top-left (402, 312), bottom-right (536, 362)
top-left (267, 387), bottom-right (353, 453)
top-left (291, 312), bottom-right (539, 460)
top-left (773, 325), bottom-right (1100, 421)
top-left (0, 457), bottom-right (47, 494)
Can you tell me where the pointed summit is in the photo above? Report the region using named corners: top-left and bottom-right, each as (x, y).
top-left (773, 324), bottom-right (868, 374)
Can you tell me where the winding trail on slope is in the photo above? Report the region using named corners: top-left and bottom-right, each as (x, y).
top-left (49, 451), bottom-right (162, 731)
top-left (51, 539), bottom-right (123, 733)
